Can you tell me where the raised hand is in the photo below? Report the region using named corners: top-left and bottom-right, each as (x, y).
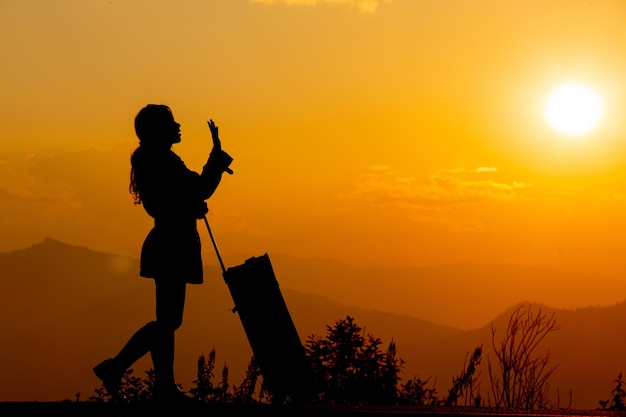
top-left (207, 119), bottom-right (234, 175)
top-left (207, 119), bottom-right (221, 151)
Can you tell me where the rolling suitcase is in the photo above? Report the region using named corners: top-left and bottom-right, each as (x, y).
top-left (203, 216), bottom-right (313, 403)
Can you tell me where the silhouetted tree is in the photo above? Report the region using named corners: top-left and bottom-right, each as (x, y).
top-left (599, 373), bottom-right (626, 410)
top-left (233, 356), bottom-right (261, 404)
top-left (190, 348), bottom-right (217, 402)
top-left (90, 368), bottom-right (152, 402)
top-left (304, 315), bottom-right (403, 405)
top-left (144, 368), bottom-right (156, 396)
top-left (444, 345), bottom-right (483, 407)
top-left (214, 363), bottom-right (232, 403)
top-left (398, 375), bottom-right (439, 405)
top-left (488, 304), bottom-right (559, 409)
top-left (381, 339), bottom-right (404, 401)
top-left (120, 368), bottom-right (150, 401)
top-left (611, 374), bottom-right (626, 410)
top-left (88, 387), bottom-right (108, 403)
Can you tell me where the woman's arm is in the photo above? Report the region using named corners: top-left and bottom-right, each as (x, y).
top-left (198, 120), bottom-right (233, 200)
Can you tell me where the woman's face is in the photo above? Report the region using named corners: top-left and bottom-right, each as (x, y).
top-left (160, 111), bottom-right (181, 145)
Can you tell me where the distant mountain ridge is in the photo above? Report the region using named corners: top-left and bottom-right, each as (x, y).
top-left (267, 252), bottom-right (624, 330)
top-left (1, 238), bottom-right (625, 410)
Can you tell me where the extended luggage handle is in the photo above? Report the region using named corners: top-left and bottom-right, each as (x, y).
top-left (203, 215), bottom-right (227, 274)
top-left (203, 215), bottom-right (240, 313)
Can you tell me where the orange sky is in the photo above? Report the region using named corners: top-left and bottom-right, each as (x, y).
top-left (1, 0), bottom-right (626, 277)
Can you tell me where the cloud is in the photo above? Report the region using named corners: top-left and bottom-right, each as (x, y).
top-left (352, 166), bottom-right (532, 210)
top-left (476, 166), bottom-right (498, 173)
top-left (346, 165), bottom-right (536, 234)
top-left (0, 155), bottom-right (82, 220)
top-left (0, 144), bottom-right (137, 252)
top-left (251, 0), bottom-right (391, 13)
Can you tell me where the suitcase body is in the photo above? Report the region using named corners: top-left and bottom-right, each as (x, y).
top-left (223, 253), bottom-right (312, 403)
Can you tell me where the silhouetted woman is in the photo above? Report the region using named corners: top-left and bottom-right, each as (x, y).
top-left (93, 104), bottom-right (233, 403)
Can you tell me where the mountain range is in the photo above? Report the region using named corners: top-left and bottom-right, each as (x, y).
top-left (1, 238), bottom-right (625, 410)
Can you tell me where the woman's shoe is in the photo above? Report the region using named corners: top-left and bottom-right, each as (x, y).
top-left (93, 358), bottom-right (125, 402)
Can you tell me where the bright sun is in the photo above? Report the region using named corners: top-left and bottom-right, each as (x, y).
top-left (543, 82), bottom-right (605, 137)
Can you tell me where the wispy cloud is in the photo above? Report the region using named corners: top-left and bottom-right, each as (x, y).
top-left (476, 166), bottom-right (498, 173)
top-left (0, 155), bottom-right (83, 220)
top-left (0, 145), bottom-right (143, 253)
top-left (251, 0), bottom-right (391, 14)
top-left (0, 143), bottom-right (136, 225)
top-left (352, 166), bottom-right (532, 210)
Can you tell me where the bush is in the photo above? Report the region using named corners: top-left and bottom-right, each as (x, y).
top-left (304, 315), bottom-right (403, 405)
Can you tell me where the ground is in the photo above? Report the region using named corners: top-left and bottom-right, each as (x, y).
top-left (0, 403), bottom-right (622, 417)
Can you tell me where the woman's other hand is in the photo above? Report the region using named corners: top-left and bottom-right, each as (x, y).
top-left (195, 201), bottom-right (209, 219)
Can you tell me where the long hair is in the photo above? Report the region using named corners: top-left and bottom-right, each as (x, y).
top-left (129, 152), bottom-right (142, 205)
top-left (129, 104), bottom-right (172, 204)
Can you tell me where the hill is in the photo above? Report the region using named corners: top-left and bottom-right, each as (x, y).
top-left (1, 238), bottom-right (625, 409)
top-left (0, 238), bottom-right (457, 403)
top-left (401, 301), bottom-right (626, 410)
top-left (266, 254), bottom-right (623, 330)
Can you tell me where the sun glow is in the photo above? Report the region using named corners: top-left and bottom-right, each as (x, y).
top-left (543, 82), bottom-right (605, 138)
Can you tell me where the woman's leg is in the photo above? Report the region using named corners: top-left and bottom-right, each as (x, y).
top-left (151, 276), bottom-right (186, 390)
top-left (94, 277), bottom-right (186, 399)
